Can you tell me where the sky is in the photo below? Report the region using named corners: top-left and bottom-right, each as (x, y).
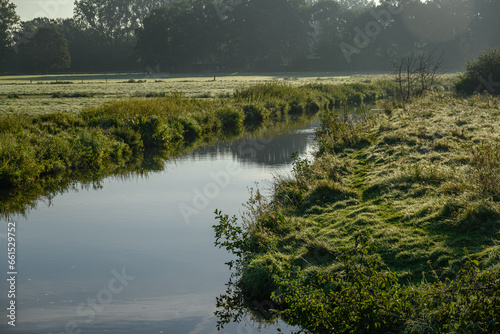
top-left (11, 0), bottom-right (383, 21)
top-left (11, 0), bottom-right (74, 21)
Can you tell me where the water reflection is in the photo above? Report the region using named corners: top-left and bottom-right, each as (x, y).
top-left (0, 119), bottom-right (318, 334)
top-left (188, 120), bottom-right (319, 167)
top-left (0, 118), bottom-right (318, 220)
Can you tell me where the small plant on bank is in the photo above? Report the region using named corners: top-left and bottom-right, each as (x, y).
top-left (291, 152), bottom-right (311, 180)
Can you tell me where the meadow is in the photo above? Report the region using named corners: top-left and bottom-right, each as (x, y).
top-left (0, 72), bottom-right (399, 115)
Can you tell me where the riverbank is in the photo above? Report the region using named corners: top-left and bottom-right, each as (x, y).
top-left (0, 80), bottom-right (397, 217)
top-left (214, 92), bottom-right (500, 333)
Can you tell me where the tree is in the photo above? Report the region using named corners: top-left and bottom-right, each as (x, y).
top-left (135, 0), bottom-right (222, 72)
top-left (73, 0), bottom-right (176, 71)
top-left (74, 0), bottom-right (175, 43)
top-left (225, 0), bottom-right (312, 71)
top-left (0, 0), bottom-right (19, 70)
top-left (469, 0), bottom-right (500, 56)
top-left (20, 26), bottom-right (70, 73)
top-left (310, 0), bottom-right (351, 70)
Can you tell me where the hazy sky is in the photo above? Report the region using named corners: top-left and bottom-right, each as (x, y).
top-left (11, 0), bottom-right (74, 20)
top-left (11, 0), bottom-right (383, 21)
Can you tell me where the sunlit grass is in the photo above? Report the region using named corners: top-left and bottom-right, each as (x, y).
top-left (213, 90), bottom-right (500, 332)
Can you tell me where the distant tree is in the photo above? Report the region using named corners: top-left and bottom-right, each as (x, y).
top-left (73, 0), bottom-right (175, 71)
top-left (225, 0), bottom-right (312, 71)
top-left (310, 0), bottom-right (351, 69)
top-left (469, 0), bottom-right (500, 55)
top-left (0, 0), bottom-right (19, 70)
top-left (20, 26), bottom-right (70, 73)
top-left (13, 17), bottom-right (57, 50)
top-left (135, 0), bottom-right (222, 72)
top-left (74, 0), bottom-right (175, 43)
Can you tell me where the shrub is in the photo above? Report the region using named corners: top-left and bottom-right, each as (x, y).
top-left (108, 126), bottom-right (144, 153)
top-left (216, 107), bottom-right (244, 136)
top-left (316, 111), bottom-right (371, 153)
top-left (243, 104), bottom-right (270, 128)
top-left (272, 238), bottom-right (411, 334)
top-left (132, 115), bottom-right (172, 148)
top-left (178, 116), bottom-right (202, 143)
top-left (455, 48), bottom-right (500, 95)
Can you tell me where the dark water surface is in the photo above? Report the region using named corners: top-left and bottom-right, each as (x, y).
top-left (0, 120), bottom-right (319, 334)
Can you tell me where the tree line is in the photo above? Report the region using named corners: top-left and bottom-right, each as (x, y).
top-left (0, 0), bottom-right (499, 74)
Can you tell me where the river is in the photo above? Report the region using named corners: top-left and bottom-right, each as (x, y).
top-left (0, 120), bottom-right (319, 334)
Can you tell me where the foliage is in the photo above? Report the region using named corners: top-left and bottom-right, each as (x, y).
top-left (272, 237), bottom-right (410, 334)
top-left (406, 254), bottom-right (500, 333)
top-left (0, 0), bottom-right (18, 68)
top-left (19, 26), bottom-right (71, 73)
top-left (6, 0), bottom-right (500, 73)
top-left (316, 109), bottom-right (372, 154)
top-left (135, 0), bottom-right (221, 72)
top-left (455, 48), bottom-right (500, 95)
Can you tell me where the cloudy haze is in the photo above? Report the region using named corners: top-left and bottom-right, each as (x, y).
top-left (11, 0), bottom-right (74, 20)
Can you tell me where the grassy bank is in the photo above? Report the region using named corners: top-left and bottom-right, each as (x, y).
top-left (214, 93), bottom-right (500, 333)
top-left (0, 80), bottom-right (397, 217)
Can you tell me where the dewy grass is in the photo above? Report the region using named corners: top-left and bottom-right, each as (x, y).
top-left (213, 92), bottom-right (500, 333)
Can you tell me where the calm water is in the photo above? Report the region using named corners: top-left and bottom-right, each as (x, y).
top-left (0, 120), bottom-right (319, 334)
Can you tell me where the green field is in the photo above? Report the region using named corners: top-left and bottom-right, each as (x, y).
top-left (0, 72), bottom-right (461, 116)
top-left (0, 72), bottom-right (399, 115)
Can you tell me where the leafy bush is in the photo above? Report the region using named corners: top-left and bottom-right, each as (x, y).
top-left (455, 48), bottom-right (500, 95)
top-left (178, 116), bottom-right (202, 143)
top-left (316, 110), bottom-right (371, 153)
top-left (216, 107), bottom-right (244, 136)
top-left (243, 104), bottom-right (270, 128)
